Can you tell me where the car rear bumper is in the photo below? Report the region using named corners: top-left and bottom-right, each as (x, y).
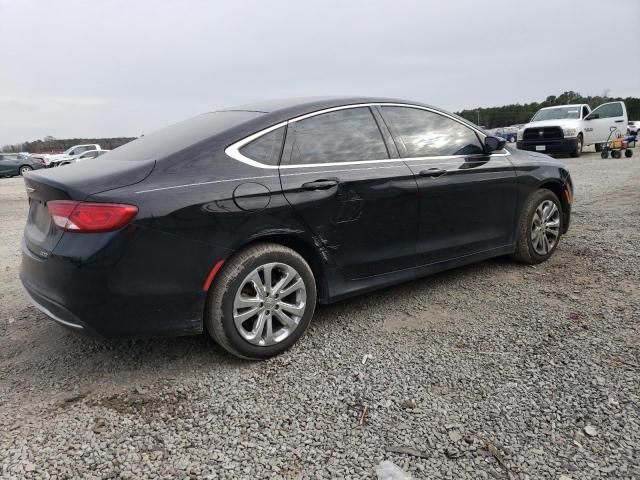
top-left (19, 227), bottom-right (232, 338)
top-left (517, 138), bottom-right (578, 154)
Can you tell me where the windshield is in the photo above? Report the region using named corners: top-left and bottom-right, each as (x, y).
top-left (531, 107), bottom-right (581, 122)
top-left (104, 111), bottom-right (264, 162)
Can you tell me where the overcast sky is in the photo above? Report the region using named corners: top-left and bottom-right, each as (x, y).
top-left (1, 0), bottom-right (639, 145)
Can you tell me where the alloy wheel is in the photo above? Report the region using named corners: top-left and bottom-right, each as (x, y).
top-left (20, 166), bottom-right (32, 176)
top-left (531, 200), bottom-right (560, 255)
top-left (233, 262), bottom-right (307, 346)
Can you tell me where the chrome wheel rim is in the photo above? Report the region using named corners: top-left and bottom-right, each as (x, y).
top-left (233, 262), bottom-right (306, 346)
top-left (531, 200), bottom-right (560, 255)
top-left (20, 166), bottom-right (31, 175)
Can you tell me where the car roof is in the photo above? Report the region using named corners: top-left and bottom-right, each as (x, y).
top-left (539, 104), bottom-right (585, 110)
top-left (213, 96), bottom-right (443, 118)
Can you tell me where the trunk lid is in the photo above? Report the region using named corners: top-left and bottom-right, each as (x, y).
top-left (23, 159), bottom-right (154, 257)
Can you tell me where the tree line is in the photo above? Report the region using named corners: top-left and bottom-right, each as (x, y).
top-left (456, 91), bottom-right (640, 129)
top-left (3, 91), bottom-right (638, 152)
top-left (1, 136), bottom-right (136, 153)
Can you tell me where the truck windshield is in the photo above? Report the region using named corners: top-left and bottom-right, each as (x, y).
top-left (531, 107), bottom-right (581, 121)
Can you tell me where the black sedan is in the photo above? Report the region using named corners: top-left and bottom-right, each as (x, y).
top-left (20, 97), bottom-right (573, 359)
top-left (0, 153), bottom-right (45, 177)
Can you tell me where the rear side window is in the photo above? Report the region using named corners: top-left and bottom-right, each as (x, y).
top-left (591, 102), bottom-right (623, 119)
top-left (239, 126), bottom-right (285, 166)
top-left (381, 106), bottom-right (484, 157)
top-left (288, 107), bottom-right (388, 165)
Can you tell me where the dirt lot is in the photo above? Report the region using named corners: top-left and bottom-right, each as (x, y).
top-left (0, 147), bottom-right (639, 479)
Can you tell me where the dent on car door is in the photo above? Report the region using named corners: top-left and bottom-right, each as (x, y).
top-left (378, 106), bottom-right (518, 265)
top-left (584, 101), bottom-right (627, 143)
top-left (278, 106), bottom-right (420, 279)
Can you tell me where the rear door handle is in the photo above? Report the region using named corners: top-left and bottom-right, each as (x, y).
top-left (301, 179), bottom-right (339, 191)
top-left (419, 168), bottom-right (447, 178)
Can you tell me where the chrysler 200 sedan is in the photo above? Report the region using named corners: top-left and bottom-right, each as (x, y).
top-left (20, 97), bottom-right (573, 359)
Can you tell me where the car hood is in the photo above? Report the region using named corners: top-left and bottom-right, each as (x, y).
top-left (524, 119), bottom-right (581, 129)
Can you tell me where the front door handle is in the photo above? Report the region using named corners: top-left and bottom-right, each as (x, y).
top-left (419, 168), bottom-right (447, 178)
top-left (615, 120), bottom-right (624, 123)
top-left (301, 179), bottom-right (339, 191)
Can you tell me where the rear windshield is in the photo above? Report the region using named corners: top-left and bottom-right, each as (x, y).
top-left (105, 111), bottom-right (264, 161)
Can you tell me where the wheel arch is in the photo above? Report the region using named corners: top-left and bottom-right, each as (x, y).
top-left (230, 232), bottom-right (332, 303)
top-left (538, 180), bottom-right (570, 234)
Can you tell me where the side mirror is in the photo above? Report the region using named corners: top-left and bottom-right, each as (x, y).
top-left (484, 135), bottom-right (506, 153)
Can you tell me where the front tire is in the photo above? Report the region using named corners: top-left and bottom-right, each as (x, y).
top-left (511, 189), bottom-right (563, 265)
top-left (570, 134), bottom-right (583, 158)
top-left (205, 243), bottom-right (317, 359)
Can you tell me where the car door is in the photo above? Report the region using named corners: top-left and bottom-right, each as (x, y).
top-left (378, 105), bottom-right (518, 265)
top-left (0, 155), bottom-right (9, 175)
top-left (584, 101), bottom-right (628, 144)
top-left (278, 106), bottom-right (419, 279)
top-left (0, 154), bottom-right (18, 175)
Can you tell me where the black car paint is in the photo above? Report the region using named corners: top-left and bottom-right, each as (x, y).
top-left (20, 97), bottom-right (572, 338)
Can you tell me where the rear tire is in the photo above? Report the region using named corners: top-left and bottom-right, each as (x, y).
top-left (511, 189), bottom-right (563, 265)
top-left (19, 165), bottom-right (33, 176)
top-left (595, 143), bottom-right (603, 153)
top-left (205, 243), bottom-right (317, 360)
top-left (570, 134), bottom-right (583, 158)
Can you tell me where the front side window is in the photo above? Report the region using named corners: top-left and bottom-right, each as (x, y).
top-left (239, 126), bottom-right (285, 166)
top-left (591, 102), bottom-right (623, 119)
top-left (381, 106), bottom-right (484, 157)
top-left (288, 107), bottom-right (388, 165)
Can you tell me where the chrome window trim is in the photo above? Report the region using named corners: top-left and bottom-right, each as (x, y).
top-left (224, 102), bottom-right (508, 169)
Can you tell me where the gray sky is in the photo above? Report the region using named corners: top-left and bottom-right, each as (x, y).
top-left (1, 0), bottom-right (639, 146)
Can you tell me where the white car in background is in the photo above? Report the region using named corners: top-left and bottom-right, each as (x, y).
top-left (44, 144), bottom-right (102, 167)
top-left (72, 149), bottom-right (110, 164)
top-left (517, 102), bottom-right (628, 157)
top-left (628, 121), bottom-right (639, 135)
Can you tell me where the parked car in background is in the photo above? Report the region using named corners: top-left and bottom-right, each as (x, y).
top-left (44, 144), bottom-right (102, 167)
top-left (61, 149), bottom-right (110, 165)
top-left (628, 121), bottom-right (639, 135)
top-left (0, 153), bottom-right (45, 177)
top-left (517, 102), bottom-right (628, 157)
top-left (494, 127), bottom-right (518, 143)
top-left (21, 97), bottom-right (573, 359)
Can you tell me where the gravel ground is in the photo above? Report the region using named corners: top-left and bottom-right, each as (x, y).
top-left (0, 147), bottom-right (638, 479)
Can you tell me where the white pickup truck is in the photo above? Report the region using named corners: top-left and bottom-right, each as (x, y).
top-left (44, 144), bottom-right (102, 167)
top-left (516, 101), bottom-right (628, 157)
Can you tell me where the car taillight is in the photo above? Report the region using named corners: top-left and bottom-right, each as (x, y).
top-left (47, 200), bottom-right (138, 233)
